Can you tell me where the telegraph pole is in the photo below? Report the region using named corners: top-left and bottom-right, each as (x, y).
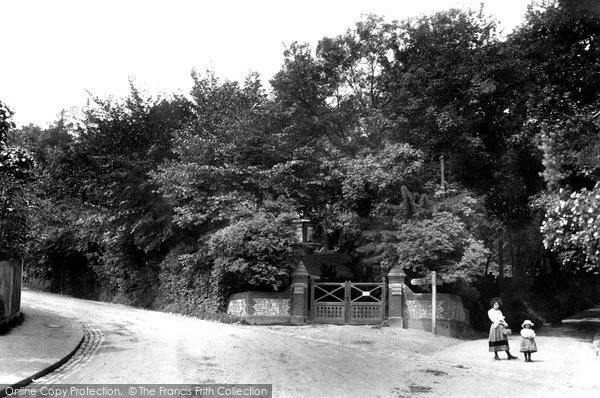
top-left (440, 155), bottom-right (446, 197)
top-left (432, 271), bottom-right (437, 335)
top-left (498, 229), bottom-right (504, 294)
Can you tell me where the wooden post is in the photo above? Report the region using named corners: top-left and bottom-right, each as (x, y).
top-left (440, 155), bottom-right (446, 196)
top-left (382, 276), bottom-right (388, 323)
top-left (432, 271), bottom-right (437, 335)
top-left (344, 280), bottom-right (351, 324)
top-left (498, 233), bottom-right (504, 294)
top-left (309, 275), bottom-right (316, 322)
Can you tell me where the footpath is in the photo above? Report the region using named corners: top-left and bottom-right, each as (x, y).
top-left (0, 304), bottom-right (84, 397)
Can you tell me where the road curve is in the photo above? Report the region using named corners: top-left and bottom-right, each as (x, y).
top-left (21, 290), bottom-right (600, 398)
top-left (21, 290), bottom-right (419, 397)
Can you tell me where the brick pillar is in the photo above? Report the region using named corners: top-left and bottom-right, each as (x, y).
top-left (387, 262), bottom-right (406, 327)
top-left (290, 261), bottom-right (309, 325)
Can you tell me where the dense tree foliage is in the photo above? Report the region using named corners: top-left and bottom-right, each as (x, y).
top-left (521, 1), bottom-right (600, 272)
top-left (0, 101), bottom-right (34, 260)
top-left (8, 0), bottom-right (600, 320)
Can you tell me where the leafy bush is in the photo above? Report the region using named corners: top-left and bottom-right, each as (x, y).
top-left (542, 184), bottom-right (600, 273)
top-left (208, 210), bottom-right (298, 291)
top-left (154, 246), bottom-right (227, 314)
top-left (396, 212), bottom-right (489, 284)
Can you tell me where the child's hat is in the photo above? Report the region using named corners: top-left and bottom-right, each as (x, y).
top-left (521, 320), bottom-right (534, 328)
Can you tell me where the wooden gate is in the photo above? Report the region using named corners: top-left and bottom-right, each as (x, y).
top-left (310, 281), bottom-right (386, 325)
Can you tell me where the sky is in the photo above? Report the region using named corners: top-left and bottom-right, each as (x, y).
top-left (0, 0), bottom-right (532, 127)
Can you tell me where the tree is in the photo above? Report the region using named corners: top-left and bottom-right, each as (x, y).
top-left (0, 100), bottom-right (34, 260)
top-left (517, 1), bottom-right (600, 273)
top-left (154, 72), bottom-right (277, 233)
top-left (269, 12), bottom-right (518, 288)
top-left (22, 5), bottom-right (600, 319)
top-left (340, 142), bottom-right (423, 217)
top-left (21, 85), bottom-right (192, 300)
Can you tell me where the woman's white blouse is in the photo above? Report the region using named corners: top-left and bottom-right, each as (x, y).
top-left (520, 328), bottom-right (536, 338)
top-left (488, 308), bottom-right (505, 328)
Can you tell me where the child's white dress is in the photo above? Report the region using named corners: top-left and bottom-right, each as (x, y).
top-left (520, 328), bottom-right (537, 352)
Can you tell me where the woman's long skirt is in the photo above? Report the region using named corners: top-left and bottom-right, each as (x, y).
top-left (488, 324), bottom-right (509, 352)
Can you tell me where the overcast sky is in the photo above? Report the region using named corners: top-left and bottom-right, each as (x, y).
top-left (0, 0), bottom-right (531, 127)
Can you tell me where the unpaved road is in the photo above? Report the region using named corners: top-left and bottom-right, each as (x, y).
top-left (22, 290), bottom-right (600, 398)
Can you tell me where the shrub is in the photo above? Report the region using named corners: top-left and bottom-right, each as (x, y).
top-left (154, 246), bottom-right (227, 315)
top-left (208, 211), bottom-right (298, 291)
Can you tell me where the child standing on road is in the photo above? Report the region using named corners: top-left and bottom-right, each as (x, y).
top-left (520, 320), bottom-right (537, 362)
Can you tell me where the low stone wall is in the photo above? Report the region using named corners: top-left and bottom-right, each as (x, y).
top-left (403, 288), bottom-right (472, 338)
top-left (227, 289), bottom-right (292, 325)
top-left (0, 260), bottom-right (22, 328)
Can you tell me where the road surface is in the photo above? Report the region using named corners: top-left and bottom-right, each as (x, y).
top-left (20, 290), bottom-right (600, 398)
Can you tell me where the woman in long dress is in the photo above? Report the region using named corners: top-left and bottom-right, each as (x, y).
top-left (488, 298), bottom-right (518, 360)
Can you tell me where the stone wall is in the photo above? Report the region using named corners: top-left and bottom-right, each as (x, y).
top-left (226, 289), bottom-right (292, 325)
top-left (224, 261), bottom-right (476, 337)
top-left (403, 288), bottom-right (472, 338)
top-left (0, 260), bottom-right (22, 328)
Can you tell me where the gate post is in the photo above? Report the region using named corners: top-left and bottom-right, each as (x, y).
top-left (387, 263), bottom-right (406, 327)
top-left (344, 280), bottom-right (351, 324)
top-left (291, 261), bottom-right (310, 325)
